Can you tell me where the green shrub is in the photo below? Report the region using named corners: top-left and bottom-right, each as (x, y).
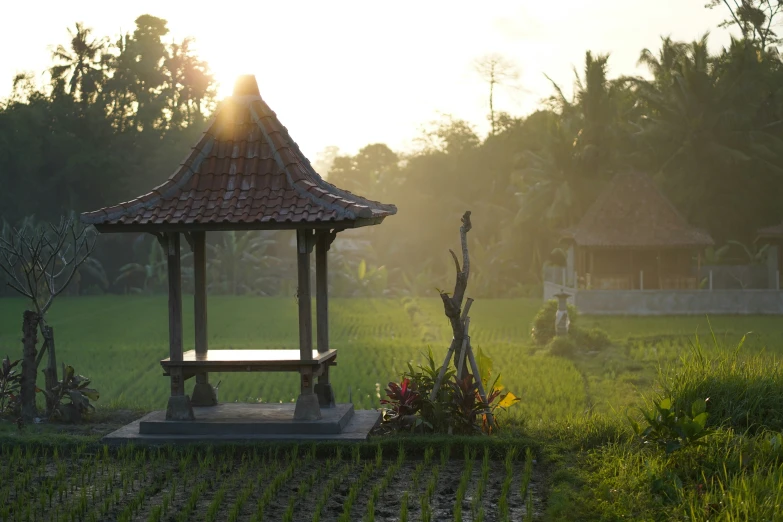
top-left (547, 336), bottom-right (577, 357)
top-left (531, 300), bottom-right (578, 345)
top-left (663, 336), bottom-right (783, 433)
top-left (572, 327), bottom-right (611, 351)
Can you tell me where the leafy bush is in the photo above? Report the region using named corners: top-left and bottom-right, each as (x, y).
top-left (547, 336), bottom-right (577, 357)
top-left (40, 364), bottom-right (100, 422)
top-left (387, 348), bottom-right (520, 434)
top-left (531, 299), bottom-right (578, 345)
top-left (449, 374), bottom-right (484, 434)
top-left (403, 348), bottom-right (455, 433)
top-left (628, 397), bottom-right (713, 453)
top-left (380, 378), bottom-right (422, 428)
top-left (571, 326), bottom-right (611, 351)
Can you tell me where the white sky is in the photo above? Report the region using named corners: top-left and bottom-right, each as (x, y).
top-left (2, 1), bottom-right (733, 159)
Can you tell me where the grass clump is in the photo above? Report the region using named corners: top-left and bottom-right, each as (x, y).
top-left (547, 336), bottom-right (577, 357)
top-left (567, 335), bottom-right (783, 520)
top-left (661, 335), bottom-right (783, 433)
top-left (531, 299), bottom-right (578, 345)
top-left (571, 326), bottom-right (611, 352)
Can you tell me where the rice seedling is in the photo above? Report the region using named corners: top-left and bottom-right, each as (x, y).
top-left (454, 447), bottom-right (475, 522)
top-left (498, 447), bottom-right (518, 521)
top-left (471, 446), bottom-right (491, 518)
top-left (399, 491), bottom-right (409, 522)
top-left (338, 445), bottom-right (383, 522)
top-left (312, 461), bottom-right (354, 522)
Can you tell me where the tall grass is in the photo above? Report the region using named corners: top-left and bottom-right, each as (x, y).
top-left (574, 335), bottom-right (783, 520)
top-left (659, 333), bottom-right (783, 433)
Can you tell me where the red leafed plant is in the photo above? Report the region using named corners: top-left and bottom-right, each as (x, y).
top-left (381, 378), bottom-right (422, 421)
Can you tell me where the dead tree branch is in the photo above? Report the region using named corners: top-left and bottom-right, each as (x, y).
top-left (437, 211), bottom-right (473, 379)
top-left (0, 215), bottom-right (96, 321)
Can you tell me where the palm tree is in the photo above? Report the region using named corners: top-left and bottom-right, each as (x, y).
top-left (628, 34), bottom-right (783, 240)
top-left (165, 38), bottom-right (215, 127)
top-left (50, 23), bottom-right (105, 105)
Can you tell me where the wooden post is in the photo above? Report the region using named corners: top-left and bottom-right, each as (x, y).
top-left (297, 229), bottom-right (313, 361)
top-left (191, 231), bottom-right (216, 406)
top-left (315, 231), bottom-right (335, 408)
top-left (295, 229), bottom-right (320, 420)
top-left (165, 232), bottom-right (193, 420)
top-left (315, 232), bottom-right (329, 354)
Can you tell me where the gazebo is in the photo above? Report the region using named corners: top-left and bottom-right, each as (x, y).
top-left (81, 75), bottom-right (396, 423)
top-left (560, 172), bottom-right (713, 290)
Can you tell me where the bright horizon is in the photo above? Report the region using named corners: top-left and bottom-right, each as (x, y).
top-left (3, 1), bottom-right (732, 161)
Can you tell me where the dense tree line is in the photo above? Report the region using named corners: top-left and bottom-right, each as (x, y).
top-left (2, 4), bottom-right (783, 298)
top-left (330, 2), bottom-right (783, 297)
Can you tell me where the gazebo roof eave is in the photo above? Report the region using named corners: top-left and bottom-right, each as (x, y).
top-left (88, 216), bottom-right (387, 235)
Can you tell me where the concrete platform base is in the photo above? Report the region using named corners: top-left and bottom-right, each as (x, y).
top-left (102, 403), bottom-right (380, 445)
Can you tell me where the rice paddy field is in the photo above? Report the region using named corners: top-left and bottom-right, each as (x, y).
top-left (3, 296), bottom-right (783, 521)
top-left (0, 296), bottom-right (779, 421)
top-left (0, 441), bottom-right (539, 522)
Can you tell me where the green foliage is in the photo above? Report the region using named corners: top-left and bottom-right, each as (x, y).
top-left (0, 355), bottom-right (21, 415)
top-left (403, 348), bottom-right (454, 432)
top-left (629, 397), bottom-right (713, 453)
top-left (662, 335), bottom-right (783, 433)
top-left (572, 341), bottom-right (783, 520)
top-left (547, 336), bottom-right (578, 357)
top-left (571, 326), bottom-right (611, 352)
top-left (40, 364), bottom-right (99, 422)
top-left (531, 300), bottom-right (578, 345)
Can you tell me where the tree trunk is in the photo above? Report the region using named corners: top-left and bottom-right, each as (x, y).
top-left (41, 325), bottom-right (58, 417)
top-left (20, 310), bottom-right (40, 423)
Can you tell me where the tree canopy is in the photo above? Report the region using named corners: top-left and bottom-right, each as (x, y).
top-left (2, 10), bottom-right (783, 298)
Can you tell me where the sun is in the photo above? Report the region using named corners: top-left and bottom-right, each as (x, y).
top-left (200, 49), bottom-right (254, 100)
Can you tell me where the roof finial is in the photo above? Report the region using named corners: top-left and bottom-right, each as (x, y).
top-left (233, 75), bottom-right (260, 96)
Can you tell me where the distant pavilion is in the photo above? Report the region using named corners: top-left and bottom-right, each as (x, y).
top-left (560, 171), bottom-right (714, 290)
top-left (81, 75), bottom-right (396, 421)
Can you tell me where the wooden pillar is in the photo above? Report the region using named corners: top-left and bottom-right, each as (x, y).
top-left (315, 232), bottom-right (329, 353)
top-left (315, 231), bottom-right (336, 408)
top-left (165, 232), bottom-right (194, 420)
top-left (297, 229), bottom-right (314, 361)
top-left (191, 231), bottom-right (216, 406)
top-left (294, 229), bottom-right (321, 420)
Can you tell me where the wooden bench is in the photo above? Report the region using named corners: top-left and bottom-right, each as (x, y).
top-left (161, 349), bottom-right (337, 380)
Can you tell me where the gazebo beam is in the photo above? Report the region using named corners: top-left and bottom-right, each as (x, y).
top-left (165, 232), bottom-right (194, 420)
top-left (294, 229), bottom-right (321, 420)
top-left (190, 231), bottom-right (216, 406)
top-left (315, 230), bottom-right (336, 408)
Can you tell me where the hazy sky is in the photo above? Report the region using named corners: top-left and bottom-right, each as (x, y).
top-left (2, 1), bottom-right (733, 160)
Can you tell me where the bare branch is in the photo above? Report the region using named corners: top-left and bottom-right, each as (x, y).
top-left (0, 215), bottom-right (96, 318)
top-left (449, 249), bottom-right (461, 275)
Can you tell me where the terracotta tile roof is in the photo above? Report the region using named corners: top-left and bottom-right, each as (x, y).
top-left (563, 171), bottom-right (714, 248)
top-left (81, 75), bottom-right (396, 230)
